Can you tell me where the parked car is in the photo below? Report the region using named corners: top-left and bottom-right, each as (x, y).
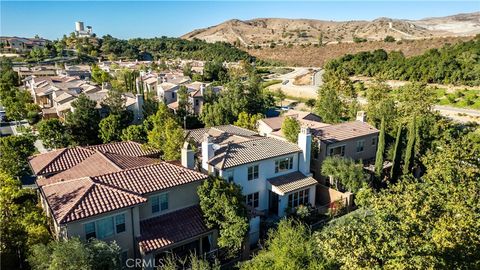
top-left (282, 80), bottom-right (289, 85)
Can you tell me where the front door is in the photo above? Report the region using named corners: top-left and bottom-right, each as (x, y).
top-left (268, 191), bottom-right (279, 216)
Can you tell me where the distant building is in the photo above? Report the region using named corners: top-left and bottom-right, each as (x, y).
top-left (75, 21), bottom-right (94, 38)
top-left (0, 36), bottom-right (48, 52)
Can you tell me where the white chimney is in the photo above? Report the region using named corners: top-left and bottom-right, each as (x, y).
top-left (298, 127), bottom-right (312, 176)
top-left (200, 84), bottom-right (205, 96)
top-left (356, 111), bottom-right (367, 122)
top-left (181, 142), bottom-right (195, 169)
top-left (201, 134), bottom-right (214, 173)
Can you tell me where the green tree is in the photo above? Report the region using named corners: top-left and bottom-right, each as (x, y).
top-left (403, 114), bottom-right (416, 175)
top-left (374, 117), bottom-right (385, 177)
top-left (275, 89), bottom-right (286, 107)
top-left (390, 123), bottom-right (403, 179)
top-left (282, 116), bottom-right (300, 143)
top-left (28, 238), bottom-right (121, 270)
top-left (365, 81), bottom-right (396, 130)
top-left (234, 112), bottom-right (263, 131)
top-left (241, 219), bottom-right (333, 270)
top-left (121, 124), bottom-right (147, 143)
top-left (314, 75), bottom-right (347, 124)
top-left (0, 135), bottom-right (35, 178)
top-left (64, 94), bottom-right (100, 146)
top-left (101, 89), bottom-right (126, 116)
top-left (99, 114), bottom-right (124, 143)
top-left (37, 119), bottom-right (70, 149)
top-left (384, 35), bottom-right (396, 42)
top-left (305, 98), bottom-right (316, 112)
top-left (321, 156), bottom-right (368, 192)
top-left (1, 172), bottom-right (50, 269)
top-left (317, 132), bottom-right (480, 269)
top-left (183, 62), bottom-right (193, 78)
top-left (197, 176), bottom-right (249, 255)
top-left (146, 104), bottom-right (185, 161)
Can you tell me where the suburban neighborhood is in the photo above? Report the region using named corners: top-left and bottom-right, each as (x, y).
top-left (1, 2), bottom-right (479, 270)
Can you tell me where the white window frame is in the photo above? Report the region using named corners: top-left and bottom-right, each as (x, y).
top-left (287, 188), bottom-right (310, 208)
top-left (245, 192), bottom-right (259, 208)
top-left (275, 156), bottom-right (293, 173)
top-left (83, 212), bottom-right (126, 240)
top-left (151, 192), bottom-right (169, 214)
top-left (247, 164), bottom-right (259, 181)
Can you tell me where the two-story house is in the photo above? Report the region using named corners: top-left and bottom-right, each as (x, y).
top-left (257, 111), bottom-right (379, 184)
top-left (185, 125), bottom-right (318, 245)
top-left (29, 141), bottom-right (216, 267)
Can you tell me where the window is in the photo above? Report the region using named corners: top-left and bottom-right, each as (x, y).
top-left (245, 192), bottom-right (259, 208)
top-left (84, 222), bottom-right (96, 239)
top-left (247, 165), bottom-right (259, 181)
top-left (195, 99), bottom-right (199, 106)
top-left (356, 140), bottom-right (365, 153)
top-left (275, 156), bottom-right (293, 173)
top-left (97, 217), bottom-right (115, 239)
top-left (372, 137), bottom-right (377, 146)
top-left (151, 193), bottom-right (169, 214)
top-left (329, 145), bottom-right (345, 156)
top-left (84, 213), bottom-right (126, 240)
top-left (224, 170), bottom-right (234, 182)
top-left (288, 189), bottom-right (310, 208)
top-left (171, 92), bottom-right (175, 99)
top-left (115, 214), bottom-right (125, 233)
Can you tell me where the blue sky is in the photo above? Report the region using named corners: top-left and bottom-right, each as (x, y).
top-left (1, 1), bottom-right (479, 40)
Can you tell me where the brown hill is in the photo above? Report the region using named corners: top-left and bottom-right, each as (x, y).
top-left (182, 12), bottom-right (480, 46)
top-left (247, 36), bottom-right (476, 67)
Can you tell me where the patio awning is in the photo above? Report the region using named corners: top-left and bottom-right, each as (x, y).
top-left (268, 172), bottom-right (318, 196)
top-left (137, 205), bottom-right (211, 255)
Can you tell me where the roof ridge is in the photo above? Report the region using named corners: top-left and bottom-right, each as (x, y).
top-left (58, 178), bottom-right (95, 224)
top-left (95, 150), bottom-right (123, 171)
top-left (92, 162), bottom-right (161, 180)
top-left (94, 180), bottom-right (145, 200)
top-left (220, 143), bottom-right (232, 170)
top-left (36, 148), bottom-right (68, 175)
top-left (161, 160), bottom-right (207, 176)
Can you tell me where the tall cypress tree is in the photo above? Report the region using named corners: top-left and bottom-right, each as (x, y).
top-left (403, 114), bottom-right (416, 175)
top-left (374, 116), bottom-right (385, 177)
top-left (390, 123), bottom-right (402, 180)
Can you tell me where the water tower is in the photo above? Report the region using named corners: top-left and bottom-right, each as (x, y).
top-left (75, 21), bottom-right (85, 32)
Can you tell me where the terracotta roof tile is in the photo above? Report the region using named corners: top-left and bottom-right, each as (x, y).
top-left (29, 147), bottom-right (96, 176)
top-left (93, 163), bottom-right (207, 195)
top-left (38, 152), bottom-right (159, 187)
top-left (86, 141), bottom-right (159, 157)
top-left (186, 125), bottom-right (258, 145)
top-left (137, 206), bottom-right (209, 254)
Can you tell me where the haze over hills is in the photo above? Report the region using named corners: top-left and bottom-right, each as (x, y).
top-left (182, 12), bottom-right (480, 46)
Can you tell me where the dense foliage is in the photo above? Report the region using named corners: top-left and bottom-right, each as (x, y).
top-left (64, 94), bottom-right (101, 146)
top-left (241, 219), bottom-right (334, 270)
top-left (29, 238), bottom-right (121, 270)
top-left (0, 135), bottom-right (35, 178)
top-left (197, 176), bottom-right (249, 256)
top-left (281, 116), bottom-right (300, 143)
top-left (0, 172), bottom-right (50, 269)
top-left (321, 156), bottom-right (368, 193)
top-left (325, 37), bottom-right (480, 86)
top-left (317, 132), bottom-right (480, 269)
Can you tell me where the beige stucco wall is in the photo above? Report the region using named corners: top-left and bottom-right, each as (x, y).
top-left (138, 181), bottom-right (202, 221)
top-left (65, 206), bottom-right (141, 259)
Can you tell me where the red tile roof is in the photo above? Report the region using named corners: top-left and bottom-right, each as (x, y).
top-left (93, 163), bottom-right (207, 195)
top-left (29, 141), bottom-right (160, 176)
top-left (37, 152), bottom-right (159, 187)
top-left (86, 141), bottom-right (159, 157)
top-left (40, 162), bottom-right (207, 224)
top-left (137, 206), bottom-right (210, 254)
top-left (29, 147), bottom-right (95, 176)
top-left (42, 177), bottom-right (146, 224)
